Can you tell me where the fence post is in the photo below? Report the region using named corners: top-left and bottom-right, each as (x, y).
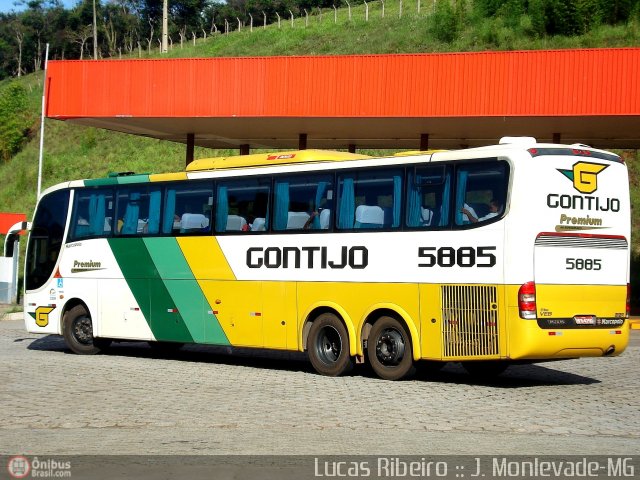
top-left (276, 12), bottom-right (281, 28)
top-left (225, 19), bottom-right (229, 35)
top-left (263, 11), bottom-right (267, 29)
top-left (318, 7), bottom-right (322, 21)
top-left (192, 31), bottom-right (196, 45)
top-left (381, 0), bottom-right (385, 17)
top-left (289, 10), bottom-right (294, 27)
top-left (236, 17), bottom-right (242, 32)
top-left (417, 0), bottom-right (420, 14)
top-left (333, 4), bottom-right (337, 23)
top-left (399, 0), bottom-right (403, 18)
top-left (249, 13), bottom-right (253, 32)
top-left (346, 1), bottom-right (351, 21)
top-left (364, 1), bottom-right (368, 21)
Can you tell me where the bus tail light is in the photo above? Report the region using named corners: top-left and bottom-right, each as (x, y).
top-left (626, 283), bottom-right (631, 318)
top-left (518, 281), bottom-right (537, 319)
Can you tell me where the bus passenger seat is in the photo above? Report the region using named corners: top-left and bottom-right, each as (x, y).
top-left (226, 215), bottom-right (247, 231)
top-left (251, 217), bottom-right (266, 231)
top-left (319, 209), bottom-right (331, 229)
top-left (421, 207), bottom-right (433, 226)
top-left (354, 205), bottom-right (384, 229)
top-left (181, 213), bottom-right (210, 233)
top-left (287, 211), bottom-right (310, 230)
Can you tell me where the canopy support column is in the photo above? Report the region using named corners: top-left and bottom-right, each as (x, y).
top-left (186, 133), bottom-right (195, 167)
top-left (298, 133), bottom-right (307, 150)
top-left (420, 133), bottom-right (429, 151)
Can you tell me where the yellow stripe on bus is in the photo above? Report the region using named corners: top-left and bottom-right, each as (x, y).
top-left (149, 172), bottom-right (188, 182)
top-left (177, 237), bottom-right (236, 280)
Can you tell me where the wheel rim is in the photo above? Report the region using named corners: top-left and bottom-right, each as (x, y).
top-left (375, 328), bottom-right (406, 366)
top-left (315, 325), bottom-right (342, 365)
top-left (72, 315), bottom-right (94, 345)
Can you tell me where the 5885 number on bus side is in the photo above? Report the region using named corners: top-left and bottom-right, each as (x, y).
top-left (418, 246), bottom-right (497, 268)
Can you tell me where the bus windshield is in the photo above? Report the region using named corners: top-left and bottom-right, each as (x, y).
top-left (25, 189), bottom-right (70, 290)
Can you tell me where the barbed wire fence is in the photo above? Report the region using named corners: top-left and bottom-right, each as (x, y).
top-left (152, 0), bottom-right (439, 56)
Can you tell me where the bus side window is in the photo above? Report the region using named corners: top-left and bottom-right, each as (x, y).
top-left (116, 187), bottom-right (162, 235)
top-left (162, 182), bottom-right (214, 235)
top-left (406, 166), bottom-right (451, 229)
top-left (69, 188), bottom-right (114, 241)
top-left (215, 178), bottom-right (270, 233)
top-left (454, 161), bottom-right (508, 227)
top-left (336, 169), bottom-right (403, 230)
top-left (273, 174), bottom-right (333, 231)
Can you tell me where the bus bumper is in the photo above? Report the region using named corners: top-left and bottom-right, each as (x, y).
top-left (507, 312), bottom-right (629, 359)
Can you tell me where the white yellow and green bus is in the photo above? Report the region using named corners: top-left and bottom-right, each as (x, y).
top-left (23, 137), bottom-right (631, 380)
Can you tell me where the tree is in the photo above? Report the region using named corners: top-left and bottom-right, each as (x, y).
top-left (70, 24), bottom-right (93, 59)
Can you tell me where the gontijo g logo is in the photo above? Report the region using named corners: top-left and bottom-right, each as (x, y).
top-left (557, 161), bottom-right (608, 194)
top-left (34, 306), bottom-right (55, 327)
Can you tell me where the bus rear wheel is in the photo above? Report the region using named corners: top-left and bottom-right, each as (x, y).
top-left (308, 313), bottom-right (354, 377)
top-left (367, 316), bottom-right (415, 380)
top-left (62, 305), bottom-right (110, 355)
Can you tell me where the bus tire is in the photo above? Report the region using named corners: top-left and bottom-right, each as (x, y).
top-left (307, 313), bottom-right (354, 377)
top-left (62, 304), bottom-right (109, 355)
top-left (462, 361), bottom-right (509, 378)
top-left (367, 316), bottom-right (415, 380)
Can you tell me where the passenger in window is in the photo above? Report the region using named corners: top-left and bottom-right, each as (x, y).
top-left (303, 210), bottom-right (318, 230)
top-left (462, 198), bottom-right (503, 223)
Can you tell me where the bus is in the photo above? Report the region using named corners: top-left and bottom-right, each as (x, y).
top-left (23, 137), bottom-right (631, 380)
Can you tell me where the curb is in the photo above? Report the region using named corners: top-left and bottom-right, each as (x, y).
top-left (630, 319), bottom-right (640, 330)
top-left (0, 312), bottom-right (22, 321)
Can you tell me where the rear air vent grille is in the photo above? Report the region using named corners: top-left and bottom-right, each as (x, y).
top-left (441, 285), bottom-right (500, 358)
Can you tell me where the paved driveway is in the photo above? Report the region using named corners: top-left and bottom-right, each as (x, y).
top-left (1, 319), bottom-right (638, 456)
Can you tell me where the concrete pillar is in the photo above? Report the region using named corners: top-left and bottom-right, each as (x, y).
top-left (185, 133), bottom-right (195, 167)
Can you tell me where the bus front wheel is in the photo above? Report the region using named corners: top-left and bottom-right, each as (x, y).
top-left (62, 305), bottom-right (110, 355)
top-left (367, 316), bottom-right (415, 380)
top-left (308, 313), bottom-right (354, 377)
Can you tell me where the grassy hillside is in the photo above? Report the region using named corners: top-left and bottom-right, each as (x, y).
top-left (159, 1), bottom-right (640, 58)
top-left (0, 0), bottom-right (639, 305)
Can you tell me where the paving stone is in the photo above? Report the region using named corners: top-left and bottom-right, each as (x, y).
top-left (0, 320), bottom-right (638, 455)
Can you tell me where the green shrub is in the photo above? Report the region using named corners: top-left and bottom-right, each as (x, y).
top-left (429, 0), bottom-right (460, 43)
top-left (0, 82), bottom-right (33, 161)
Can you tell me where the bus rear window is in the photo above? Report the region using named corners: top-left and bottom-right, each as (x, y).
top-left (455, 161), bottom-right (509, 227)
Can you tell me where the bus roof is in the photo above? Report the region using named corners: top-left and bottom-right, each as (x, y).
top-left (186, 149), bottom-right (372, 172)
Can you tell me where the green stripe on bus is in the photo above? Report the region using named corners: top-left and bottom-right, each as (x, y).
top-left (143, 238), bottom-right (230, 345)
top-left (117, 174), bottom-right (150, 185)
top-left (84, 178), bottom-right (119, 187)
top-left (107, 238), bottom-right (195, 343)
